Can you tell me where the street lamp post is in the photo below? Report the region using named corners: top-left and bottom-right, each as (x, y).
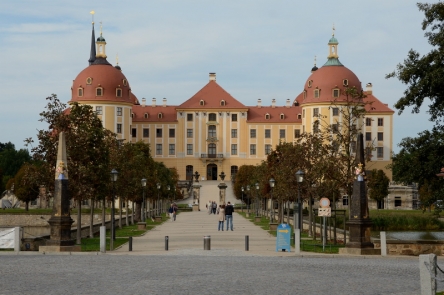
top-left (193, 171), bottom-right (200, 207)
top-left (255, 182), bottom-right (260, 217)
top-left (246, 185), bottom-right (251, 215)
top-left (269, 178), bottom-right (275, 223)
top-left (156, 182), bottom-right (161, 217)
top-left (295, 170), bottom-right (305, 236)
top-left (141, 178), bottom-right (147, 222)
top-left (241, 186), bottom-right (244, 213)
top-left (110, 169), bottom-right (118, 251)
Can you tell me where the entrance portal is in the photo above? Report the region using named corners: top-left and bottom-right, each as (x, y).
top-left (207, 164), bottom-right (218, 180)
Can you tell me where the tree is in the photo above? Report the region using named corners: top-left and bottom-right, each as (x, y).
top-left (29, 94), bottom-right (114, 243)
top-left (387, 2), bottom-right (444, 124)
top-left (367, 169), bottom-right (390, 209)
top-left (0, 142), bottom-right (31, 193)
top-left (13, 163), bottom-right (41, 211)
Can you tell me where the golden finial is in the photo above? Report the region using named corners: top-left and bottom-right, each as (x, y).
top-left (314, 55), bottom-right (317, 66)
top-left (116, 53), bottom-right (119, 65)
top-left (90, 10), bottom-right (95, 24)
top-left (100, 21), bottom-right (103, 36)
top-left (332, 23), bottom-right (335, 36)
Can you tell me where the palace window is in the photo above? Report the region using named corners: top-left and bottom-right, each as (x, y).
top-left (294, 129), bottom-right (301, 138)
top-left (116, 88), bottom-right (122, 97)
top-left (265, 144), bottom-right (272, 155)
top-left (378, 132), bottom-right (383, 141)
top-left (209, 113), bottom-right (216, 121)
top-left (187, 113), bottom-right (193, 121)
top-left (187, 129), bottom-right (193, 138)
top-left (78, 88), bottom-right (83, 97)
top-left (169, 144), bottom-right (175, 155)
top-left (378, 118), bottom-right (384, 126)
top-left (86, 77), bottom-right (93, 85)
top-left (377, 147), bottom-right (384, 158)
top-left (169, 129), bottom-right (175, 138)
top-left (366, 132), bottom-right (372, 141)
top-left (332, 108), bottom-right (339, 116)
top-left (231, 129), bottom-right (237, 138)
top-left (208, 125), bottom-right (216, 137)
top-left (250, 129), bottom-right (256, 138)
top-left (95, 106), bottom-right (102, 115)
top-left (265, 129), bottom-right (271, 138)
top-left (96, 87), bottom-right (103, 96)
top-left (143, 128), bottom-right (149, 138)
top-left (314, 89), bottom-right (320, 98)
top-left (366, 118), bottom-right (372, 126)
top-left (187, 144), bottom-right (193, 155)
top-left (117, 107), bottom-right (122, 116)
top-left (116, 124), bottom-right (122, 134)
top-left (232, 114), bottom-right (238, 122)
top-left (132, 128), bottom-right (137, 138)
top-left (250, 144), bottom-right (256, 155)
top-left (156, 144), bottom-right (162, 155)
top-left (279, 129), bottom-right (285, 139)
top-left (333, 89), bottom-right (340, 98)
top-left (231, 144), bottom-right (238, 155)
top-left (156, 128), bottom-right (162, 138)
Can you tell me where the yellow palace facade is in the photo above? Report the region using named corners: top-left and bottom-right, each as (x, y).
top-left (70, 23), bottom-right (394, 184)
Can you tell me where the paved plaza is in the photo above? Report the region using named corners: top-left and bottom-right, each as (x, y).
top-left (0, 211), bottom-right (438, 294)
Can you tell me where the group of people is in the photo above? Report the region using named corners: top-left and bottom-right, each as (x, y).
top-left (216, 201), bottom-right (234, 231)
top-left (168, 203), bottom-right (178, 221)
top-left (206, 201), bottom-right (218, 214)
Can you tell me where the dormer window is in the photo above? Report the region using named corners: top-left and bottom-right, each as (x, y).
top-left (158, 113), bottom-right (163, 119)
top-left (303, 90), bottom-right (307, 99)
top-left (116, 88), bottom-right (122, 97)
top-left (308, 80), bottom-right (313, 88)
top-left (265, 113), bottom-right (270, 120)
top-left (314, 89), bottom-right (320, 98)
top-left (297, 114), bottom-right (301, 120)
top-left (86, 77), bottom-right (92, 85)
top-left (123, 79), bottom-right (128, 86)
top-left (131, 113), bottom-right (134, 118)
top-left (220, 100), bottom-right (226, 106)
top-left (144, 113), bottom-right (148, 119)
top-left (280, 113), bottom-right (284, 120)
top-left (96, 87), bottom-right (103, 96)
top-left (333, 89), bottom-right (340, 98)
top-left (343, 79), bottom-right (349, 87)
top-left (199, 100), bottom-right (205, 106)
top-left (78, 88), bottom-right (83, 97)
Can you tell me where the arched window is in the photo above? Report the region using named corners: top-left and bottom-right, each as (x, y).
top-left (116, 88), bottom-right (122, 97)
top-left (208, 125), bottom-right (216, 137)
top-left (96, 87), bottom-right (103, 96)
top-left (200, 100), bottom-right (205, 106)
top-left (297, 114), bottom-right (302, 119)
top-left (123, 79), bottom-right (128, 86)
top-left (308, 80), bottom-right (313, 88)
top-left (343, 79), bottom-right (349, 87)
top-left (78, 88), bottom-right (83, 97)
top-left (131, 113), bottom-right (134, 118)
top-left (265, 114), bottom-right (270, 120)
top-left (158, 113), bottom-right (163, 119)
top-left (280, 113), bottom-right (284, 120)
top-left (209, 113), bottom-right (217, 121)
top-left (186, 165), bottom-right (193, 181)
top-left (220, 100), bottom-right (226, 106)
top-left (303, 90), bottom-right (307, 99)
top-left (144, 113), bottom-right (148, 119)
top-left (314, 89), bottom-right (320, 98)
top-left (86, 77), bottom-right (92, 85)
top-left (231, 166), bottom-right (238, 180)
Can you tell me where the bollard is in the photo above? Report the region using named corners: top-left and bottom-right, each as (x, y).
top-left (245, 235), bottom-right (249, 251)
top-left (165, 236), bottom-right (169, 251)
top-left (129, 236), bottom-right (133, 251)
top-left (295, 229), bottom-right (301, 255)
top-left (100, 226), bottom-right (106, 253)
top-left (420, 254), bottom-right (437, 295)
top-left (380, 231), bottom-right (387, 256)
top-left (203, 235), bottom-right (211, 250)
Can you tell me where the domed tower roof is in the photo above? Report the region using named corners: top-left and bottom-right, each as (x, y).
top-left (299, 32), bottom-right (362, 105)
top-left (70, 23), bottom-right (133, 105)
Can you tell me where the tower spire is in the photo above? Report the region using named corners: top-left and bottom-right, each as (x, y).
top-left (88, 11), bottom-right (96, 65)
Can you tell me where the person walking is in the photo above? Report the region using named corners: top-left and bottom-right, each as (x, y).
top-left (168, 203), bottom-right (178, 221)
top-left (207, 200), bottom-right (212, 214)
top-left (218, 204), bottom-right (225, 231)
top-left (225, 201), bottom-right (234, 231)
top-left (212, 201), bottom-right (217, 214)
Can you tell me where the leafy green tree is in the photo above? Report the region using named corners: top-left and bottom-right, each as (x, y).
top-left (367, 169), bottom-right (390, 209)
top-left (13, 163), bottom-right (41, 211)
top-left (0, 142), bottom-right (31, 192)
top-left (386, 2), bottom-right (444, 124)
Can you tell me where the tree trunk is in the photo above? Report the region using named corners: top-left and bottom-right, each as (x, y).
top-left (135, 202), bottom-right (141, 222)
top-left (131, 201), bottom-right (135, 225)
top-left (25, 201), bottom-right (29, 211)
top-left (118, 197), bottom-right (122, 229)
top-left (286, 200), bottom-right (290, 224)
top-left (89, 198), bottom-right (94, 238)
top-left (125, 199), bottom-right (129, 226)
top-left (308, 195), bottom-right (313, 237)
top-left (76, 199), bottom-right (81, 244)
top-left (101, 198), bottom-right (106, 226)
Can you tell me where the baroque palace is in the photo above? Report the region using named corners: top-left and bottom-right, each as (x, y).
top-left (69, 22), bottom-right (400, 208)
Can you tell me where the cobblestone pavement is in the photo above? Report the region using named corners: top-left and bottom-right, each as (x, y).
top-left (0, 253), bottom-right (421, 295)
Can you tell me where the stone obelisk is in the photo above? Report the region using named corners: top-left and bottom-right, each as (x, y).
top-left (39, 132), bottom-right (80, 252)
top-left (339, 133), bottom-right (380, 255)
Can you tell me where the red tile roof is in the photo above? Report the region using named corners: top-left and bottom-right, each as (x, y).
top-left (132, 105), bottom-right (177, 123)
top-left (178, 80), bottom-right (247, 109)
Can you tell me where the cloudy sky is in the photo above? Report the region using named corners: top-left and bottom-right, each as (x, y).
top-left (0, 0), bottom-right (435, 153)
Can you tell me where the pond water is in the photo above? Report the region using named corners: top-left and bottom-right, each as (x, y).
top-left (371, 231), bottom-right (444, 241)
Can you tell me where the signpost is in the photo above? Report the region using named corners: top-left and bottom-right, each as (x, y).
top-left (276, 223), bottom-right (291, 252)
top-left (318, 198), bottom-right (331, 251)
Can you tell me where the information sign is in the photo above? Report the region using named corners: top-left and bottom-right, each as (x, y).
top-left (276, 223), bottom-right (291, 252)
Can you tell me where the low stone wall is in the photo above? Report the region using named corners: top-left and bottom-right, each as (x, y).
top-left (373, 240), bottom-right (444, 256)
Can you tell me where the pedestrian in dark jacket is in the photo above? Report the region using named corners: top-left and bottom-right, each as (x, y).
top-left (225, 201), bottom-right (234, 230)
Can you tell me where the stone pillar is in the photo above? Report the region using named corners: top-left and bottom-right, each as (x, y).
top-left (39, 132), bottom-right (80, 252)
top-left (193, 184), bottom-right (201, 210)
